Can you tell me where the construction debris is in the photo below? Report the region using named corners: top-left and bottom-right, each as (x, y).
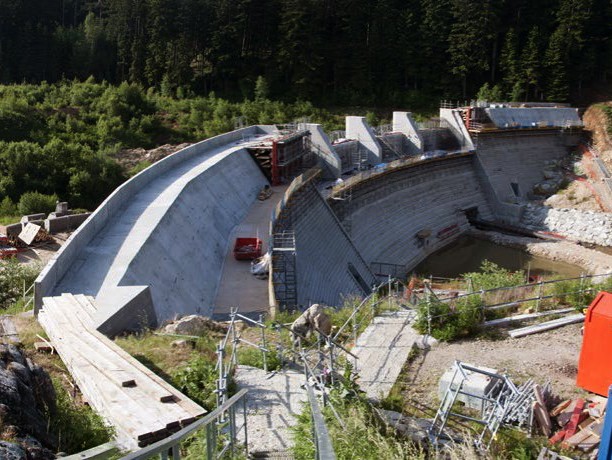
top-left (250, 253), bottom-right (270, 279)
top-left (508, 313), bottom-right (584, 338)
top-left (544, 394), bottom-right (607, 455)
top-left (430, 361), bottom-right (543, 450)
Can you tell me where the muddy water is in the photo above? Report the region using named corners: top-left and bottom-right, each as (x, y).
top-left (414, 235), bottom-right (583, 279)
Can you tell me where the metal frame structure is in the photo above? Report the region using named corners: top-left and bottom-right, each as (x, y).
top-left (429, 361), bottom-right (537, 451)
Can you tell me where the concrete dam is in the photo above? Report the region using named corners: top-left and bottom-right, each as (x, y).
top-left (35, 102), bottom-right (583, 332)
top-left (32, 101), bottom-right (585, 448)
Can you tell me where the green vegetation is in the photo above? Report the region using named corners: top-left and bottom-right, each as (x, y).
top-left (0, 259), bottom-right (41, 310)
top-left (414, 260), bottom-right (612, 341)
top-left (1, 1), bottom-right (610, 107)
top-left (0, 80), bottom-right (345, 219)
top-left (49, 381), bottom-right (115, 453)
top-left (602, 105), bottom-right (612, 137)
top-left (293, 370), bottom-right (425, 460)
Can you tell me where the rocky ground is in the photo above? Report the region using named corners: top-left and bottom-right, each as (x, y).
top-left (112, 143), bottom-right (191, 172)
top-left (0, 343), bottom-right (56, 459)
top-left (470, 228), bottom-right (612, 275)
top-left (401, 322), bottom-right (585, 409)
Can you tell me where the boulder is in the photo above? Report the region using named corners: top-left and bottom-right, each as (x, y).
top-left (377, 409), bottom-right (430, 443)
top-left (0, 344), bottom-right (56, 449)
top-left (164, 315), bottom-right (227, 336)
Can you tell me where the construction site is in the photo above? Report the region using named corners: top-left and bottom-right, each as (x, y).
top-left (6, 100), bottom-right (612, 458)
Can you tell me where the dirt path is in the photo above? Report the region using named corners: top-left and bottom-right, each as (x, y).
top-left (401, 322), bottom-right (585, 407)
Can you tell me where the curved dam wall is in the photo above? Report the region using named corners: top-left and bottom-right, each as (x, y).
top-left (476, 131), bottom-right (581, 207)
top-left (328, 154), bottom-right (495, 273)
top-left (36, 126), bottom-right (273, 333)
top-left (270, 170), bottom-right (376, 309)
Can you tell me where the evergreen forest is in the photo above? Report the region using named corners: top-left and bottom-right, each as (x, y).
top-left (0, 0), bottom-right (611, 215)
top-left (1, 0), bottom-right (610, 105)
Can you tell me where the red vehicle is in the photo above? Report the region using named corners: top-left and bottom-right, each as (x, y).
top-left (233, 238), bottom-right (263, 260)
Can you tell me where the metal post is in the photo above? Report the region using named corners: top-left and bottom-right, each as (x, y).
top-left (388, 275), bottom-right (392, 311)
top-left (328, 336), bottom-right (335, 386)
top-left (426, 296), bottom-right (432, 336)
top-left (229, 404), bottom-right (236, 455)
top-left (216, 341), bottom-right (226, 412)
top-left (536, 281), bottom-right (543, 312)
top-left (206, 423), bottom-right (214, 459)
top-left (260, 314), bottom-right (268, 373)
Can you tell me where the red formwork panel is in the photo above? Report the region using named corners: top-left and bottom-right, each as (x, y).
top-left (577, 291), bottom-right (612, 396)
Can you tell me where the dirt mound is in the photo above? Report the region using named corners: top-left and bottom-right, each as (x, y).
top-left (583, 103), bottom-right (612, 166)
top-left (113, 143), bottom-right (192, 171)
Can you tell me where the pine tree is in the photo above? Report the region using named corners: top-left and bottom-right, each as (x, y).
top-left (520, 27), bottom-right (541, 101)
top-left (544, 28), bottom-right (569, 101)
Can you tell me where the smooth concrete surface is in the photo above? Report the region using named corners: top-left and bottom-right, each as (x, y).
top-left (440, 108), bottom-right (475, 151)
top-left (302, 123), bottom-right (341, 179)
top-left (35, 125), bottom-right (275, 313)
top-left (352, 309), bottom-right (417, 401)
top-left (42, 129), bottom-right (273, 331)
top-left (346, 116), bottom-right (382, 165)
top-left (392, 111), bottom-right (423, 153)
top-left (213, 185), bottom-right (289, 317)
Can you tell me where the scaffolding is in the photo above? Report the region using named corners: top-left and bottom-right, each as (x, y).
top-left (429, 361), bottom-right (538, 451)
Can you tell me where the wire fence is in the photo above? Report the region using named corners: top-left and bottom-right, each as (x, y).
top-left (417, 272), bottom-right (612, 335)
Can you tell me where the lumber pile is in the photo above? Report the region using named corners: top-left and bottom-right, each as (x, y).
top-left (38, 294), bottom-right (206, 449)
top-left (536, 393), bottom-right (607, 457)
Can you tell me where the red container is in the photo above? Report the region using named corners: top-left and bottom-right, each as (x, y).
top-left (577, 291), bottom-right (612, 396)
top-left (233, 237), bottom-right (263, 260)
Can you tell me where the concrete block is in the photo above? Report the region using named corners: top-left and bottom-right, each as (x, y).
top-left (20, 213), bottom-right (46, 224)
top-left (55, 202), bottom-right (69, 213)
top-left (392, 111), bottom-right (423, 153)
top-left (1, 222), bottom-right (23, 238)
top-left (346, 116), bottom-right (382, 165)
top-left (438, 363), bottom-right (499, 412)
top-left (302, 123), bottom-right (341, 179)
top-left (44, 213), bottom-right (91, 234)
top-left (95, 285), bottom-right (157, 337)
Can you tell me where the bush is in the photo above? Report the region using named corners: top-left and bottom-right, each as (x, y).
top-left (172, 356), bottom-right (219, 411)
top-left (0, 196), bottom-right (18, 216)
top-left (49, 381), bottom-right (114, 453)
top-left (0, 259), bottom-right (41, 309)
top-left (237, 346), bottom-right (282, 372)
top-left (550, 277), bottom-right (596, 310)
top-left (463, 260), bottom-right (525, 291)
top-left (18, 191), bottom-right (58, 216)
top-left (414, 294), bottom-right (483, 342)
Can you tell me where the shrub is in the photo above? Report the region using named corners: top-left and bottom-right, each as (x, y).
top-left (0, 196), bottom-right (17, 216)
top-left (172, 356), bottom-right (219, 411)
top-left (18, 191), bottom-right (58, 215)
top-left (49, 381), bottom-right (114, 453)
top-left (237, 346), bottom-right (282, 372)
top-left (414, 293), bottom-right (483, 342)
top-left (463, 260), bottom-right (525, 291)
top-left (0, 259), bottom-right (41, 309)
top-left (550, 277), bottom-right (596, 310)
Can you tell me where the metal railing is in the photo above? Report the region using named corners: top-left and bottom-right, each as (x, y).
top-left (419, 272), bottom-right (612, 334)
top-left (121, 389), bottom-right (249, 460)
top-left (23, 282), bottom-right (35, 311)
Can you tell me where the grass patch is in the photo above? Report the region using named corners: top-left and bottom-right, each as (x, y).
top-left (0, 215), bottom-right (21, 225)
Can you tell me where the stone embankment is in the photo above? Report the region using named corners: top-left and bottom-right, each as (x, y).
top-left (0, 344), bottom-right (56, 460)
top-left (522, 204), bottom-right (612, 247)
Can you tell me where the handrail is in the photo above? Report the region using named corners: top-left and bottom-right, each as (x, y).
top-left (434, 272), bottom-right (612, 303)
top-left (121, 389), bottom-right (249, 460)
top-left (304, 372), bottom-right (337, 460)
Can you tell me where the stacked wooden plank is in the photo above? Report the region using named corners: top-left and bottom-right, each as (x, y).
top-left (542, 394), bottom-right (607, 455)
top-left (38, 294), bottom-right (206, 449)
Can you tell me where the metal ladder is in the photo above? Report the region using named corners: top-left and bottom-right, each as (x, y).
top-left (272, 231), bottom-right (298, 308)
